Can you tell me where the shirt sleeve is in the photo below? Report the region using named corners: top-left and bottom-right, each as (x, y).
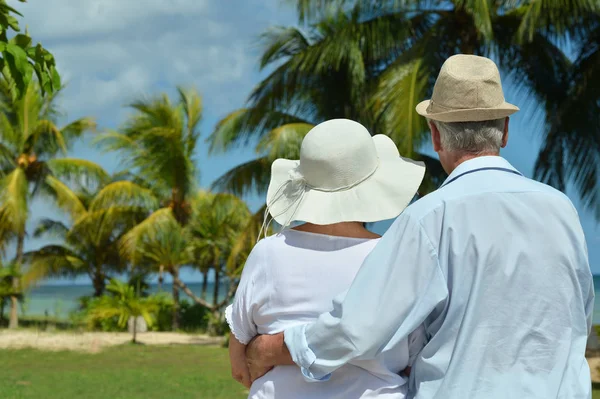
top-left (225, 241), bottom-right (265, 345)
top-left (284, 213), bottom-right (448, 381)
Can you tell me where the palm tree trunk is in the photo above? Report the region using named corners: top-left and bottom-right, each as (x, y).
top-left (158, 265), bottom-right (164, 291)
top-left (213, 264), bottom-right (220, 307)
top-left (0, 297), bottom-right (5, 325)
top-left (201, 269), bottom-right (208, 299)
top-left (9, 231), bottom-right (24, 329)
top-left (132, 316), bottom-right (138, 344)
top-left (171, 267), bottom-right (180, 331)
top-left (92, 266), bottom-right (105, 297)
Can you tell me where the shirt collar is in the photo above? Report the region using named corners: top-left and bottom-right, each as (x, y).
top-left (442, 156), bottom-right (520, 186)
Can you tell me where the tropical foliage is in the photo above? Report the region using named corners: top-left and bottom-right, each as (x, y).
top-left (119, 191), bottom-right (253, 333)
top-left (0, 0), bottom-right (60, 99)
top-left (91, 88), bottom-right (202, 330)
top-left (0, 0), bottom-right (597, 337)
top-left (210, 0), bottom-right (600, 218)
top-left (23, 171), bottom-right (148, 297)
top-left (85, 278), bottom-right (161, 343)
top-left (0, 79), bottom-right (100, 328)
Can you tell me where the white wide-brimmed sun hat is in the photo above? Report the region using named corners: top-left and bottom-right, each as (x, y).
top-left (416, 54), bottom-right (519, 122)
top-left (265, 119), bottom-right (425, 229)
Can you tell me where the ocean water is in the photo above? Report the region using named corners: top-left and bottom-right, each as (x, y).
top-left (15, 282), bottom-right (227, 320)
top-left (11, 277), bottom-right (600, 323)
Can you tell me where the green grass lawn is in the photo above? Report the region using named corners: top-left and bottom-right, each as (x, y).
top-left (0, 345), bottom-right (247, 399)
top-left (1, 344), bottom-right (599, 398)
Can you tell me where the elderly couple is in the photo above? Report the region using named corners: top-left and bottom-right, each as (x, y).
top-left (225, 54), bottom-right (593, 398)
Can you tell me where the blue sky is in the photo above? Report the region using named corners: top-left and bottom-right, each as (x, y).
top-left (11, 0), bottom-right (599, 282)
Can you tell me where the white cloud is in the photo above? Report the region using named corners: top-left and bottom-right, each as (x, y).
top-left (14, 0), bottom-right (211, 39)
top-left (7, 0), bottom-right (296, 127)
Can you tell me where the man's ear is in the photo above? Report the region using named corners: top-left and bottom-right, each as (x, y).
top-left (430, 121), bottom-right (442, 152)
top-left (501, 117), bottom-right (509, 148)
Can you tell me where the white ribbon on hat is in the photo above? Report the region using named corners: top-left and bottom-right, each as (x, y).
top-left (257, 167), bottom-right (307, 241)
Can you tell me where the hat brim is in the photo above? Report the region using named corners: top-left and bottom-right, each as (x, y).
top-left (415, 100), bottom-right (519, 122)
top-left (266, 135), bottom-right (425, 226)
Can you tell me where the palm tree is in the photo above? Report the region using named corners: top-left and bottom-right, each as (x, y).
top-left (0, 261), bottom-right (21, 325)
top-left (533, 12), bottom-right (600, 220)
top-left (94, 87), bottom-right (202, 330)
top-left (119, 208), bottom-right (190, 330)
top-left (119, 191), bottom-right (252, 332)
top-left (86, 278), bottom-right (160, 344)
top-left (185, 191), bottom-right (251, 308)
top-left (209, 0), bottom-right (599, 217)
top-left (23, 172), bottom-right (149, 297)
top-left (0, 79), bottom-right (101, 328)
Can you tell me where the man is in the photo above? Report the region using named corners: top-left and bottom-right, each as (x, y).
top-left (245, 54), bottom-right (594, 398)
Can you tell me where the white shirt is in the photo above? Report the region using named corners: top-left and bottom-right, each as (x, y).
top-left (285, 156), bottom-right (594, 399)
top-left (226, 229), bottom-right (426, 399)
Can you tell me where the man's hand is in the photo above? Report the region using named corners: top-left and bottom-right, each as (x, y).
top-left (245, 333), bottom-right (294, 382)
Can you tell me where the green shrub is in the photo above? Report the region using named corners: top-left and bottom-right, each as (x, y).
top-left (180, 299), bottom-right (211, 332)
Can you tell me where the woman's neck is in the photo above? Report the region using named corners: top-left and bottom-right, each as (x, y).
top-left (292, 222), bottom-right (380, 239)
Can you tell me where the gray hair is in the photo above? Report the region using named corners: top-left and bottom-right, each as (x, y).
top-left (432, 118), bottom-right (505, 154)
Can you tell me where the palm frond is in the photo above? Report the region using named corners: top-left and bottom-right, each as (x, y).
top-left (534, 23), bottom-right (600, 219)
top-left (0, 167), bottom-right (28, 233)
top-left (0, 142), bottom-right (15, 172)
top-left (0, 112), bottom-right (19, 151)
top-left (207, 108), bottom-right (312, 153)
top-left (453, 0), bottom-right (494, 41)
top-left (89, 180), bottom-right (159, 211)
top-left (33, 218), bottom-right (69, 239)
top-left (41, 175), bottom-right (86, 219)
top-left (93, 131), bottom-right (146, 164)
top-left (226, 205), bottom-right (271, 276)
top-left (22, 245), bottom-right (87, 286)
top-left (511, 0), bottom-right (599, 43)
top-left (259, 26), bottom-right (312, 68)
top-left (59, 117), bottom-right (97, 144)
top-left (371, 56), bottom-right (430, 157)
top-left (69, 206), bottom-right (149, 247)
top-left (119, 208), bottom-right (188, 266)
top-left (177, 87), bottom-right (203, 159)
top-left (210, 157), bottom-right (272, 197)
top-left (46, 158), bottom-right (110, 188)
top-left (256, 123), bottom-right (314, 160)
top-left (287, 0), bottom-right (346, 23)
top-left (29, 119), bottom-right (67, 156)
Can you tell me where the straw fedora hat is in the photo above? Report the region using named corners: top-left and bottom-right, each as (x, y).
top-left (416, 54), bottom-right (519, 122)
top-left (265, 119), bottom-right (425, 227)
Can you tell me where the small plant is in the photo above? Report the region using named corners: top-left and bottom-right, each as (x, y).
top-left (85, 279), bottom-right (160, 343)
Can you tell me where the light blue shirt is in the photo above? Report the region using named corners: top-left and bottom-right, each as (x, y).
top-left (285, 156), bottom-right (594, 398)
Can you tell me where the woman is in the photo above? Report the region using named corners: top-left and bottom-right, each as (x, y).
top-left (226, 119), bottom-right (426, 398)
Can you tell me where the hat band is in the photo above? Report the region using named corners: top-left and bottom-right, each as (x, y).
top-left (305, 160), bottom-right (379, 192)
top-left (428, 97), bottom-right (506, 113)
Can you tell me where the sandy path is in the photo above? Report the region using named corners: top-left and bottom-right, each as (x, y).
top-left (0, 330), bottom-right (224, 352)
top-left (588, 357), bottom-right (600, 383)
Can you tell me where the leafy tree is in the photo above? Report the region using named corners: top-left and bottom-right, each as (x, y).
top-left (0, 0), bottom-right (61, 99)
top-left (119, 191), bottom-right (252, 333)
top-left (94, 87), bottom-right (202, 330)
top-left (533, 12), bottom-right (600, 220)
top-left (23, 172), bottom-right (149, 297)
top-left (210, 0), bottom-right (599, 217)
top-left (0, 79), bottom-right (101, 328)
